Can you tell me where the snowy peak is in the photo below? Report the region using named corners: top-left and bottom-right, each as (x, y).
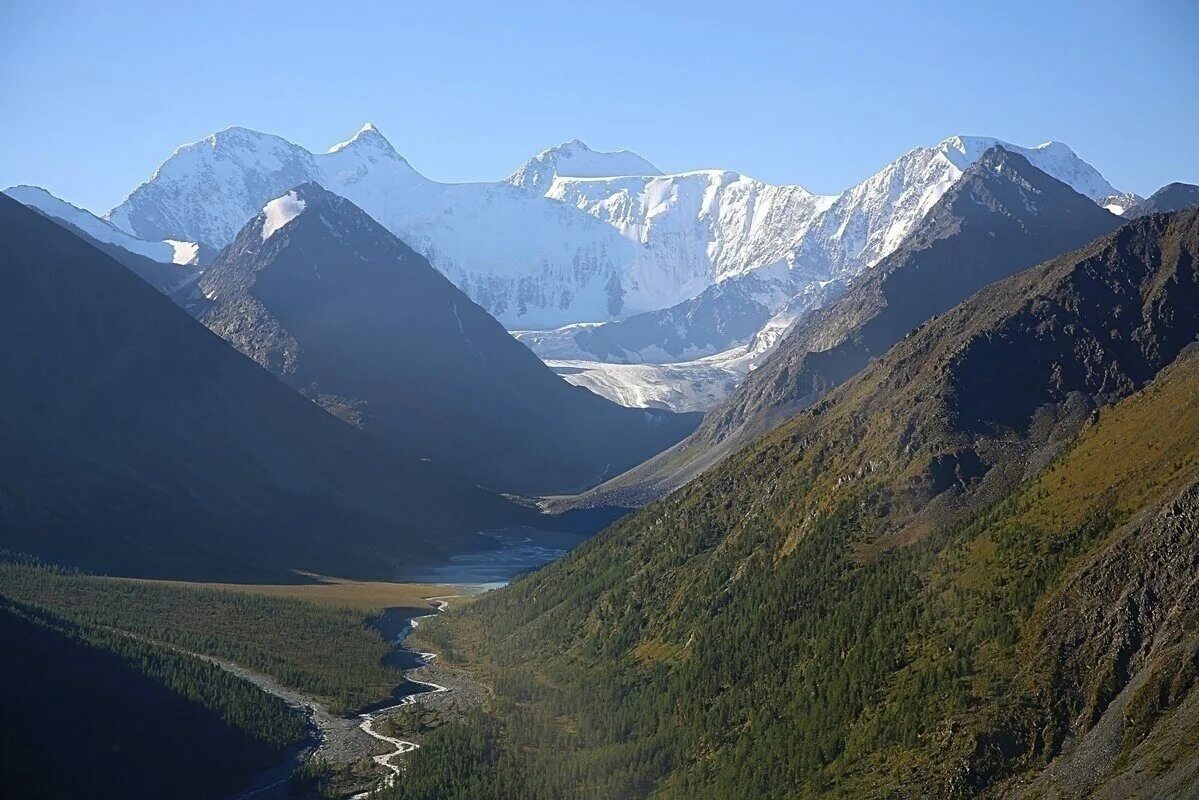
top-left (934, 135), bottom-right (1119, 200)
top-left (105, 127), bottom-right (322, 245)
top-left (507, 139), bottom-right (662, 192)
top-left (326, 122), bottom-right (404, 160)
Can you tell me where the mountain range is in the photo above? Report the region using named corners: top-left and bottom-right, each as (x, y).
top-left (564, 148), bottom-right (1126, 507)
top-left (5, 126), bottom-right (1151, 418)
top-left (4, 128), bottom-right (1132, 338)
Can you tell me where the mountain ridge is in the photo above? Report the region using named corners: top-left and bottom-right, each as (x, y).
top-left (561, 148), bottom-right (1124, 508)
top-left (516, 135), bottom-right (1128, 395)
top-left (91, 125), bottom-right (1124, 331)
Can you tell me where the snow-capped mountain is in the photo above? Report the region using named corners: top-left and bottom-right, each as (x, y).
top-left (100, 125), bottom-right (1125, 337)
top-left (106, 125), bottom-right (660, 328)
top-left (6, 185), bottom-right (204, 265)
top-left (541, 135), bottom-right (1121, 302)
top-left (511, 135), bottom-right (1127, 406)
top-left (506, 139), bottom-right (662, 193)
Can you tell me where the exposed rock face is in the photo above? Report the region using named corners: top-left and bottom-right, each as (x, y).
top-left (989, 481), bottom-right (1199, 799)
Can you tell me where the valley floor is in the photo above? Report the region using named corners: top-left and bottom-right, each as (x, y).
top-left (0, 562), bottom-right (495, 800)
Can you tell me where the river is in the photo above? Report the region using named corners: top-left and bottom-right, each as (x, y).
top-left (348, 598), bottom-right (453, 799)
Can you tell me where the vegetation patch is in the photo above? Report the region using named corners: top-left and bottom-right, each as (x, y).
top-left (0, 560), bottom-right (413, 713)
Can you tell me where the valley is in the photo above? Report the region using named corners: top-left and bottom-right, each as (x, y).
top-left (2, 13), bottom-right (1197, 796)
top-left (0, 560), bottom-right (501, 799)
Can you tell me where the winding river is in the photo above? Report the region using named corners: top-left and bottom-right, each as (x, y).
top-left (349, 598), bottom-right (453, 799)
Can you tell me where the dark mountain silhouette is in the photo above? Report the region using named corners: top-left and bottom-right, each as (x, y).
top-left (0, 192), bottom-right (534, 580)
top-left (1124, 181), bottom-right (1199, 218)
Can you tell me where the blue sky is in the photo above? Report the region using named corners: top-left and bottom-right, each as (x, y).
top-left (2, 0), bottom-right (1196, 213)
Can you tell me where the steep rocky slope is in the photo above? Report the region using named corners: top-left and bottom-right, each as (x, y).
top-left (196, 183), bottom-right (698, 495)
top-left (392, 208), bottom-right (1199, 800)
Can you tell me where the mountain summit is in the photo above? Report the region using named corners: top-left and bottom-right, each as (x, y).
top-left (506, 139), bottom-right (662, 192)
top-left (327, 121), bottom-right (400, 154)
top-left (197, 183), bottom-right (699, 494)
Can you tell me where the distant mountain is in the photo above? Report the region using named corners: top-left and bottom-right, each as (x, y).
top-left (412, 206), bottom-right (1199, 800)
top-left (1124, 182), bottom-right (1199, 218)
top-left (506, 139), bottom-right (662, 193)
top-left (195, 183), bottom-right (699, 495)
top-left (5, 184), bottom-right (207, 267)
top-left (570, 148), bottom-right (1123, 506)
top-left (541, 136), bottom-right (1119, 321)
top-left (6, 187), bottom-right (205, 298)
top-left (517, 137), bottom-right (1125, 383)
top-left (0, 192), bottom-right (532, 580)
top-left (102, 125), bottom-right (649, 327)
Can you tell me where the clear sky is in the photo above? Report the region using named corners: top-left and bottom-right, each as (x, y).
top-left (2, 0), bottom-right (1196, 214)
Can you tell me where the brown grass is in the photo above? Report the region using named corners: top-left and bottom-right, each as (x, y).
top-left (1017, 351), bottom-right (1199, 532)
top-left (120, 574), bottom-right (474, 611)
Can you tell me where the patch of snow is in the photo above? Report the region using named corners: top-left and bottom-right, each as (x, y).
top-left (165, 239), bottom-right (199, 264)
top-left (4, 185), bottom-right (199, 264)
top-left (260, 191), bottom-right (306, 241)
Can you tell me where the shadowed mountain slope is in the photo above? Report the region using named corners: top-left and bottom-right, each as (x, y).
top-left (196, 183), bottom-right (698, 496)
top-left (0, 192), bottom-right (532, 580)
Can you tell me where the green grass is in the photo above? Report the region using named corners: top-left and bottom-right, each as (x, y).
top-left (387, 352), bottom-right (1199, 799)
top-left (0, 560), bottom-right (410, 713)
